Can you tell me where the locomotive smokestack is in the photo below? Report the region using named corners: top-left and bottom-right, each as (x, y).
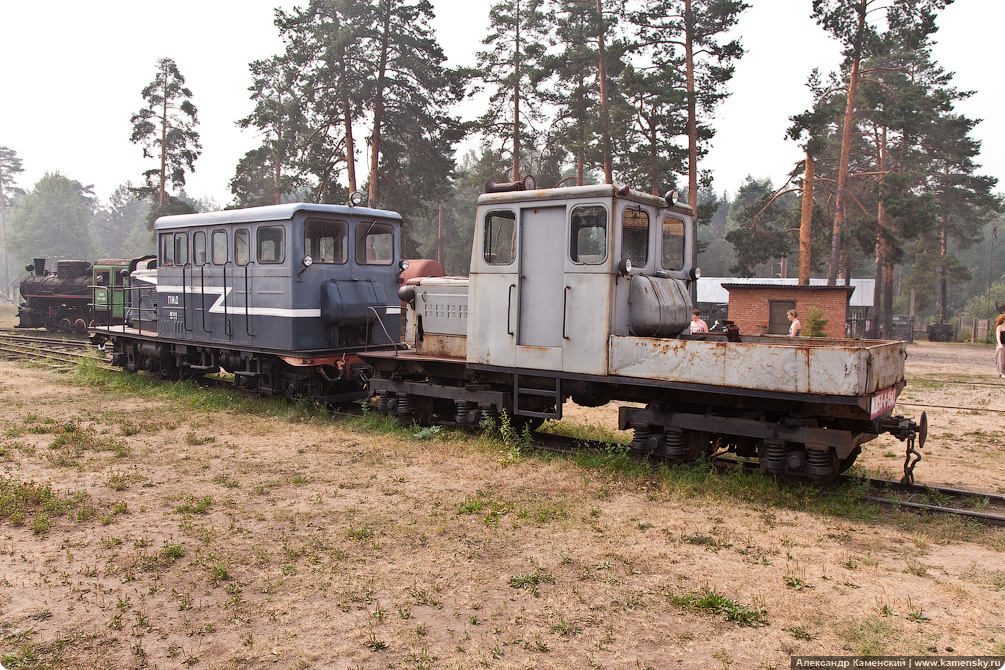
top-left (33, 258), bottom-right (46, 276)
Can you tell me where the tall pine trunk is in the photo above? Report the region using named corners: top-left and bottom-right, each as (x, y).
top-left (684, 0), bottom-right (699, 293)
top-left (338, 41), bottom-right (357, 193)
top-left (798, 153), bottom-right (814, 285)
top-left (827, 0), bottom-right (866, 285)
top-left (596, 0), bottom-right (612, 184)
top-left (367, 0), bottom-right (392, 209)
top-left (939, 219), bottom-right (948, 323)
top-left (512, 0), bottom-right (521, 180)
top-left (159, 67), bottom-right (168, 208)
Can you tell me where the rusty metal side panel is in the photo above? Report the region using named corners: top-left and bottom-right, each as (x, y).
top-left (609, 336), bottom-right (904, 397)
top-left (609, 336), bottom-right (729, 387)
top-left (467, 273), bottom-right (516, 367)
top-left (415, 334), bottom-right (467, 359)
top-left (863, 340), bottom-right (907, 392)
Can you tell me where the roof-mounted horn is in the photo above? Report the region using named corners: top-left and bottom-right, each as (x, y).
top-left (485, 174), bottom-right (537, 193)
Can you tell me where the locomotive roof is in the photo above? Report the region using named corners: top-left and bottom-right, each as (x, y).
top-left (153, 202), bottom-right (402, 230)
top-left (476, 184), bottom-right (693, 215)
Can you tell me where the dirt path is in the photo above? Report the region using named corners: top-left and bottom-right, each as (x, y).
top-left (0, 342), bottom-right (1003, 669)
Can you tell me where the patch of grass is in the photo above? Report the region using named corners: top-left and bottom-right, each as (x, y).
top-left (456, 488), bottom-right (515, 525)
top-left (106, 469), bottom-right (145, 491)
top-left (408, 585), bottom-right (443, 609)
top-left (184, 432), bottom-right (216, 446)
top-left (346, 526), bottom-right (374, 541)
top-left (212, 474), bottom-right (239, 488)
top-left (508, 568), bottom-right (556, 597)
top-left (680, 530), bottom-right (731, 551)
top-left (0, 476), bottom-right (88, 529)
top-left (784, 626), bottom-right (815, 640)
top-left (174, 496), bottom-right (213, 515)
top-left (839, 617), bottom-right (901, 655)
top-left (667, 587), bottom-right (767, 627)
top-left (45, 420), bottom-right (130, 463)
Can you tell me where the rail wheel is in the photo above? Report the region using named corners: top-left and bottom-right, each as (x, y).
top-left (838, 446), bottom-right (861, 474)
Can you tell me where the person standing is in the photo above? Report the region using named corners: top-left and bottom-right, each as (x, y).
top-left (689, 309), bottom-right (709, 334)
top-left (787, 310), bottom-right (801, 337)
top-left (996, 314), bottom-right (1005, 378)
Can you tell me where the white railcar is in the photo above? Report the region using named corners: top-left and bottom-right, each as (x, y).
top-left (364, 183), bottom-right (925, 484)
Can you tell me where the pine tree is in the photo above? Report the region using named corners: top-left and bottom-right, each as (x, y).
top-left (0, 146), bottom-right (25, 295)
top-left (627, 0), bottom-right (747, 280)
top-left (472, 0), bottom-right (552, 181)
top-left (7, 173), bottom-right (95, 263)
top-left (811, 0), bottom-right (950, 284)
top-left (233, 57), bottom-right (309, 206)
top-left (129, 57), bottom-right (201, 208)
top-left (91, 183), bottom-right (150, 258)
top-left (274, 0), bottom-right (374, 202)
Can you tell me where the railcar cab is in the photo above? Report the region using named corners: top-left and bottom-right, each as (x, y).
top-left (152, 202), bottom-right (404, 354)
top-left (468, 183), bottom-right (696, 376)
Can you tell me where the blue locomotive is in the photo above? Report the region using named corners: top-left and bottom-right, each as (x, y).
top-left (91, 200), bottom-right (407, 402)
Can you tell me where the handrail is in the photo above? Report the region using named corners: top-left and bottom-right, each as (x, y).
top-left (200, 264), bottom-right (209, 333)
top-left (222, 264), bottom-right (232, 337)
top-left (182, 265), bottom-right (191, 332)
top-left (243, 265), bottom-right (253, 337)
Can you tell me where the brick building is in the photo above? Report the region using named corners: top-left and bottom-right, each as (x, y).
top-left (722, 283), bottom-right (855, 338)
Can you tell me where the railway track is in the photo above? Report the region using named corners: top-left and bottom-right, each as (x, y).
top-left (2, 328), bottom-right (1002, 526)
top-left (0, 330), bottom-right (111, 370)
top-left (533, 433), bottom-right (1005, 527)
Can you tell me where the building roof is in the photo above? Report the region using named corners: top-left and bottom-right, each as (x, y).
top-left (698, 277), bottom-right (875, 307)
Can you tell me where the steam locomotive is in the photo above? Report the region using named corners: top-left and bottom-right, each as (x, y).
top-left (17, 256), bottom-right (153, 332)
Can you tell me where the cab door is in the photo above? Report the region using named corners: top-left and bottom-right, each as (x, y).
top-left (514, 205), bottom-right (566, 372)
top-left (560, 202), bottom-right (613, 376)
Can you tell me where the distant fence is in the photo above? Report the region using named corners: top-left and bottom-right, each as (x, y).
top-left (846, 317), bottom-right (915, 342)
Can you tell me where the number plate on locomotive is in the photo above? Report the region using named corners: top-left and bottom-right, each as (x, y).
top-left (870, 386), bottom-right (897, 419)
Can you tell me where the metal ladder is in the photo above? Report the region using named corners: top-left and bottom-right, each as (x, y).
top-left (513, 373), bottom-right (563, 420)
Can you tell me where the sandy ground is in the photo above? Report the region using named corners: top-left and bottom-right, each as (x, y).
top-left (0, 340), bottom-right (1003, 669)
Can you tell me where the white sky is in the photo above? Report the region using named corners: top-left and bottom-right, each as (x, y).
top-left (1, 0), bottom-right (1001, 208)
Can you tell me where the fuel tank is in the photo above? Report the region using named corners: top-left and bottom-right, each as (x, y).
top-left (628, 275), bottom-right (691, 338)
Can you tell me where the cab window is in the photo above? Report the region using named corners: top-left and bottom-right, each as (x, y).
top-left (160, 233), bottom-right (174, 266)
top-left (483, 210), bottom-right (516, 265)
top-left (305, 219), bottom-right (347, 264)
top-left (159, 232), bottom-right (188, 266)
top-left (356, 221), bottom-right (393, 265)
top-left (257, 226), bottom-right (285, 264)
top-left (235, 229), bottom-right (250, 266)
top-left (193, 231), bottom-right (207, 265)
top-left (212, 230), bottom-right (227, 265)
top-left (570, 205), bottom-right (607, 264)
top-left (661, 217), bottom-right (686, 271)
top-left (621, 208), bottom-right (649, 267)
